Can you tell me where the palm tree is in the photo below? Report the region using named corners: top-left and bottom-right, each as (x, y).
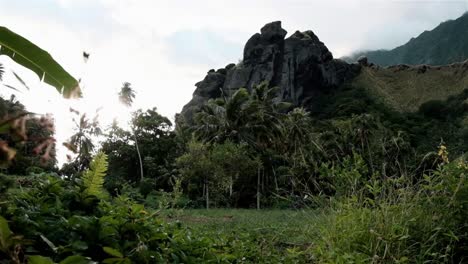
top-left (194, 83), bottom-right (287, 148)
top-left (118, 82), bottom-right (135, 107)
top-left (193, 83), bottom-right (289, 209)
top-left (118, 82), bottom-right (144, 181)
top-left (245, 83), bottom-right (289, 209)
top-left (193, 88), bottom-right (251, 144)
top-left (64, 113), bottom-right (101, 178)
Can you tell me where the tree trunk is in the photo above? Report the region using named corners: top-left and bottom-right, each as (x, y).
top-left (257, 167), bottom-right (261, 210)
top-left (229, 175), bottom-right (233, 197)
top-left (202, 182), bottom-right (205, 198)
top-left (262, 168), bottom-right (265, 193)
top-left (206, 181), bottom-right (210, 209)
top-left (271, 162), bottom-right (279, 192)
top-left (132, 129), bottom-right (144, 181)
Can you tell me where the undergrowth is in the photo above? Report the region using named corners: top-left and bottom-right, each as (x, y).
top-left (0, 151), bottom-right (466, 263)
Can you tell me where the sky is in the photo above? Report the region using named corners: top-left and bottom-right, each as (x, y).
top-left (0, 0), bottom-right (467, 165)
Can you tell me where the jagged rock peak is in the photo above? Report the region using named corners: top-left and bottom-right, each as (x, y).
top-left (260, 21), bottom-right (287, 39)
top-left (179, 21), bottom-right (361, 124)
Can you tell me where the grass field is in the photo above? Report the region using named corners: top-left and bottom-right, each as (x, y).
top-left (172, 209), bottom-right (319, 245)
top-left (165, 209), bottom-right (322, 262)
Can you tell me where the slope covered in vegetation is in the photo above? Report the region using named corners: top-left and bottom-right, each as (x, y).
top-left (349, 63), bottom-right (468, 112)
top-left (343, 12), bottom-right (468, 66)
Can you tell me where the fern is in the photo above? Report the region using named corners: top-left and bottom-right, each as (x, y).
top-left (82, 152), bottom-right (108, 199)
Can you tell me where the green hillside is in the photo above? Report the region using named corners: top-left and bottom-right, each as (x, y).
top-left (350, 63), bottom-right (468, 112)
top-left (344, 12), bottom-right (468, 66)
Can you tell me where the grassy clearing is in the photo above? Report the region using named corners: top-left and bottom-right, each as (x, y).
top-left (166, 209), bottom-right (322, 262)
top-left (171, 209), bottom-right (319, 245)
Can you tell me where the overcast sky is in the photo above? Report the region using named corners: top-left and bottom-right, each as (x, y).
top-left (0, 0), bottom-right (467, 164)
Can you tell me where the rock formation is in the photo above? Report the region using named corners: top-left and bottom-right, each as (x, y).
top-left (180, 21), bottom-right (361, 123)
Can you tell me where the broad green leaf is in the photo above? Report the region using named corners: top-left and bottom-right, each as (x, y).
top-left (103, 247), bottom-right (123, 258)
top-left (103, 258), bottom-right (131, 264)
top-left (0, 216), bottom-right (12, 249)
top-left (149, 232), bottom-right (168, 241)
top-left (71, 241), bottom-right (88, 251)
top-left (28, 255), bottom-right (54, 264)
top-left (0, 26), bottom-right (80, 98)
top-left (59, 255), bottom-right (94, 264)
top-left (102, 258), bottom-right (122, 264)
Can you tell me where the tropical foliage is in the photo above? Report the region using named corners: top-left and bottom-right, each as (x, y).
top-left (0, 22), bottom-right (467, 264)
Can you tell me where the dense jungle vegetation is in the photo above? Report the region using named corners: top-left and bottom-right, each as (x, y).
top-left (0, 25), bottom-right (467, 263)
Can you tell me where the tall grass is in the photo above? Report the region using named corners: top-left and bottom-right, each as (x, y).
top-left (312, 158), bottom-right (467, 263)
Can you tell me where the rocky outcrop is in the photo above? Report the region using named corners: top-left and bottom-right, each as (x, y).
top-left (180, 21), bottom-right (361, 123)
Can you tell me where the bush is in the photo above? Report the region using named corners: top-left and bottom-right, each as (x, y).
top-left (0, 175), bottom-right (224, 263)
top-left (419, 100), bottom-right (446, 119)
top-left (139, 177), bottom-right (155, 197)
top-left (0, 173), bottom-right (14, 195)
top-left (25, 166), bottom-right (44, 175)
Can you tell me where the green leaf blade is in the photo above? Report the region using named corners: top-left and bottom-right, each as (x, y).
top-left (28, 255), bottom-right (54, 264)
top-left (59, 255), bottom-right (94, 264)
top-left (0, 26), bottom-right (80, 98)
top-left (103, 247), bottom-right (124, 258)
top-left (0, 216), bottom-right (12, 249)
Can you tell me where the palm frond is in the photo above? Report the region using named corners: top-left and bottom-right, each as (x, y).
top-left (12, 71), bottom-right (30, 90)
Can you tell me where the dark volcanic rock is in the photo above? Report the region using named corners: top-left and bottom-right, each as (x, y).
top-left (180, 21), bottom-right (361, 123)
top-left (181, 70), bottom-right (226, 123)
top-left (358, 56), bottom-right (368, 66)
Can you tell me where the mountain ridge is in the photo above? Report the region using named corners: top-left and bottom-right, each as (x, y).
top-left (343, 12), bottom-right (468, 66)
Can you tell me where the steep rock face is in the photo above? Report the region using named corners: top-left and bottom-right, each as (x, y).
top-left (180, 21), bottom-right (360, 123)
top-left (223, 22), bottom-right (287, 94)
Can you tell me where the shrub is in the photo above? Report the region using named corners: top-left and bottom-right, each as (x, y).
top-left (419, 100), bottom-right (446, 119)
top-left (25, 166), bottom-right (44, 175)
top-left (0, 173), bottom-right (14, 195)
top-left (0, 153), bottom-right (227, 263)
top-left (138, 177), bottom-right (155, 197)
top-left (0, 174), bottom-right (225, 263)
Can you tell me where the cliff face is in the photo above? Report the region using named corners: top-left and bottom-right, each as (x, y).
top-left (180, 21), bottom-right (361, 123)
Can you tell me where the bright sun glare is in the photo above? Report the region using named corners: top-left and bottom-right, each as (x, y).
top-left (0, 55), bottom-right (132, 165)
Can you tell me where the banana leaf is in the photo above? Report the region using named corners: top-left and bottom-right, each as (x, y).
top-left (0, 26), bottom-right (81, 98)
